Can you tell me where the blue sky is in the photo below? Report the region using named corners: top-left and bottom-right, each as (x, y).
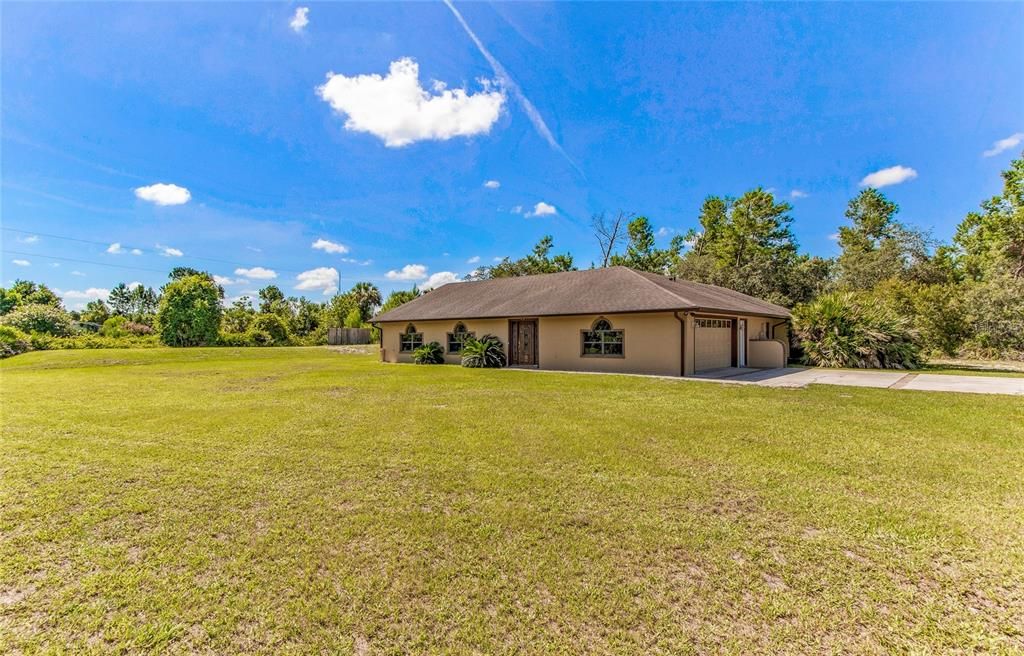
top-left (2, 2), bottom-right (1022, 308)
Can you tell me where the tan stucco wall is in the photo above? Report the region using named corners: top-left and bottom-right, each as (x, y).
top-left (379, 319), bottom-right (508, 364)
top-left (380, 311), bottom-right (790, 375)
top-left (747, 339), bottom-right (786, 368)
top-left (537, 313), bottom-right (683, 376)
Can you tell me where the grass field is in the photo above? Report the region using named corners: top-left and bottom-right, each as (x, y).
top-left (2, 348), bottom-right (1023, 654)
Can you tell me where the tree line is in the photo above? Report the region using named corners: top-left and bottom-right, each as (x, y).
top-left (468, 153), bottom-right (1024, 363)
top-left (0, 265), bottom-right (427, 353)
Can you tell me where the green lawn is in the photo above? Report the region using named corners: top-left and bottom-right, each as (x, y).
top-left (2, 348), bottom-right (1022, 654)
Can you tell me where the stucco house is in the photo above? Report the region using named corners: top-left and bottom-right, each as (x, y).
top-left (373, 266), bottom-right (790, 377)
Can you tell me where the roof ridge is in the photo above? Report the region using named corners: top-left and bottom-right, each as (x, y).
top-left (623, 267), bottom-right (695, 307)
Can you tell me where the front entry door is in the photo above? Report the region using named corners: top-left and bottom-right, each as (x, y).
top-left (509, 320), bottom-right (538, 366)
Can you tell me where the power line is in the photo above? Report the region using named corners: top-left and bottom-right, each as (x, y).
top-left (2, 249), bottom-right (174, 274)
top-left (1, 226), bottom-right (306, 274)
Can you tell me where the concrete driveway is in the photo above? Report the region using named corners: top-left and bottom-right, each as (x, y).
top-left (692, 367), bottom-right (1024, 396)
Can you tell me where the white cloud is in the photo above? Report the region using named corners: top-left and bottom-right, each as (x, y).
top-left (790, 189), bottom-right (809, 199)
top-left (61, 287), bottom-right (109, 300)
top-left (385, 263), bottom-right (428, 281)
top-left (50, 262), bottom-right (60, 267)
top-left (982, 132), bottom-right (1024, 158)
top-left (12, 259), bottom-right (30, 266)
top-left (213, 275), bottom-right (239, 286)
top-left (860, 165), bottom-right (917, 188)
top-left (58, 287), bottom-right (110, 310)
top-left (289, 6), bottom-right (309, 33)
top-left (493, 256), bottom-right (504, 262)
top-left (311, 238), bottom-right (349, 255)
top-left (157, 244), bottom-right (183, 257)
top-left (17, 235), bottom-right (39, 244)
top-left (466, 255), bottom-right (480, 264)
top-left (235, 266), bottom-right (278, 280)
top-left (135, 183), bottom-right (191, 206)
top-left (340, 257), bottom-right (373, 266)
top-left (828, 233), bottom-right (840, 242)
top-left (246, 246), bottom-right (262, 253)
top-left (511, 205), bottom-right (523, 214)
top-left (126, 281), bottom-right (144, 290)
top-left (107, 242), bottom-right (124, 254)
top-left (317, 57), bottom-right (505, 148)
top-left (295, 267), bottom-right (339, 296)
top-left (483, 180), bottom-right (500, 189)
top-left (130, 248), bottom-right (142, 256)
top-left (71, 270), bottom-right (86, 276)
top-left (422, 271), bottom-right (460, 290)
top-left (656, 227), bottom-right (675, 238)
top-left (527, 201), bottom-right (557, 217)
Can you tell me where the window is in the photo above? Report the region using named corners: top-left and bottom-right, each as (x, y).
top-left (582, 318), bottom-right (624, 357)
top-left (446, 322), bottom-right (474, 353)
top-left (695, 318), bottom-right (732, 329)
top-left (399, 324), bottom-right (423, 352)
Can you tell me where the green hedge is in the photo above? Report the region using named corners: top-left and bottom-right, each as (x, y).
top-left (28, 333), bottom-right (162, 351)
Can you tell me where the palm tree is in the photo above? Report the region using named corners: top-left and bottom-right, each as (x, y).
top-left (350, 282), bottom-right (382, 322)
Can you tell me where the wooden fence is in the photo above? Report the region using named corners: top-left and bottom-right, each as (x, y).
top-left (327, 327), bottom-right (372, 345)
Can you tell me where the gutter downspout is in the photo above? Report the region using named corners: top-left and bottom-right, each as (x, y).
top-left (673, 311), bottom-right (686, 377)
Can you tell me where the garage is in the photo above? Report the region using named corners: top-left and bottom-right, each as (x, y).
top-left (694, 317), bottom-right (733, 371)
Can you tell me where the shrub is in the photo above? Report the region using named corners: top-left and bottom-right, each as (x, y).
top-left (27, 333), bottom-right (160, 351)
top-left (461, 334), bottom-right (507, 368)
top-left (792, 292), bottom-right (923, 369)
top-left (871, 280), bottom-right (969, 357)
top-left (217, 332), bottom-right (253, 347)
top-left (100, 315), bottom-right (129, 337)
top-left (412, 341), bottom-right (444, 364)
top-left (124, 321), bottom-right (154, 336)
top-left (0, 326), bottom-right (31, 358)
top-left (249, 314), bottom-right (290, 345)
top-left (962, 275), bottom-right (1024, 359)
top-left (0, 303), bottom-right (74, 336)
top-left (156, 275), bottom-right (222, 347)
top-left (344, 306), bottom-right (364, 329)
top-left (247, 330), bottom-right (274, 346)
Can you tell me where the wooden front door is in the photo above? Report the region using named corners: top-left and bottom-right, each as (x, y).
top-left (508, 320), bottom-right (538, 366)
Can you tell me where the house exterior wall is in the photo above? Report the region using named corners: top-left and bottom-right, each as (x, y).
top-left (537, 313), bottom-right (682, 376)
top-left (379, 319), bottom-right (508, 364)
top-left (379, 311), bottom-right (789, 376)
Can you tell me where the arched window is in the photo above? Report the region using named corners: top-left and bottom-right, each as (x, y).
top-left (582, 317), bottom-right (624, 357)
top-left (447, 322), bottom-right (475, 353)
top-left (399, 323), bottom-right (423, 352)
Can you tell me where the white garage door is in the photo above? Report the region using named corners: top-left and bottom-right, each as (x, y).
top-left (694, 318), bottom-right (732, 371)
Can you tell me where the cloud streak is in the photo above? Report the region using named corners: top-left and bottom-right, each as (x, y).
top-left (442, 0), bottom-right (582, 176)
top-left (983, 132), bottom-right (1023, 158)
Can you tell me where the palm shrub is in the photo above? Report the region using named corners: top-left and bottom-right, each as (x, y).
top-left (792, 292), bottom-right (923, 369)
top-left (461, 334), bottom-right (507, 368)
top-left (412, 341), bottom-right (444, 364)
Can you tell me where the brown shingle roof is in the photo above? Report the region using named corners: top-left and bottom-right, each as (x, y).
top-left (372, 266), bottom-right (790, 323)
